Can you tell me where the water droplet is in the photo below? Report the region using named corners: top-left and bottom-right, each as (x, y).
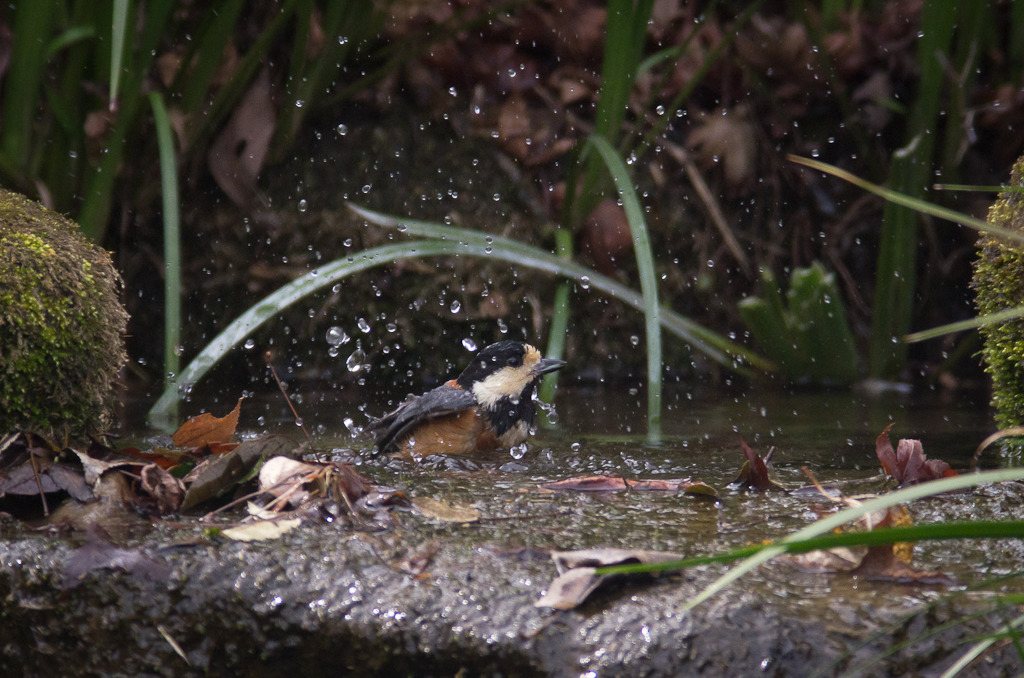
top-left (450, 300), bottom-right (462, 314)
top-left (448, 86), bottom-right (457, 96)
top-left (294, 99), bottom-right (304, 108)
top-left (462, 338), bottom-right (477, 352)
top-left (630, 335), bottom-right (640, 347)
top-left (497, 319), bottom-right (508, 334)
top-left (347, 347), bottom-right (367, 372)
top-left (571, 442), bottom-right (581, 452)
top-left (298, 199), bottom-right (308, 212)
top-left (326, 326), bottom-right (348, 346)
top-left (579, 276), bottom-right (590, 290)
top-left (386, 322), bottom-right (397, 333)
top-left (357, 318), bottom-right (371, 333)
top-left (243, 338), bottom-right (256, 350)
top-left (336, 123), bottom-right (348, 135)
top-left (509, 443), bottom-right (528, 460)
top-left (338, 35), bottom-right (349, 45)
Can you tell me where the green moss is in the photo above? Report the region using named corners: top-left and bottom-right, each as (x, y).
top-left (0, 188), bottom-right (129, 436)
top-left (972, 155), bottom-right (1024, 427)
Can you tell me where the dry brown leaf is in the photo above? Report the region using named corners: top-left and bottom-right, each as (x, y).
top-left (411, 496), bottom-right (481, 523)
top-left (222, 517), bottom-right (302, 542)
top-left (172, 398), bottom-right (243, 448)
top-left (541, 475), bottom-right (629, 492)
top-left (207, 68), bottom-right (275, 209)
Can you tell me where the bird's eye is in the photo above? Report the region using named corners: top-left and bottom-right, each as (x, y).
top-left (507, 356), bottom-right (522, 367)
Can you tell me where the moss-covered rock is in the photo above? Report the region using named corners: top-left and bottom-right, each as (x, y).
top-left (972, 155), bottom-right (1024, 427)
top-left (0, 189), bottom-right (128, 436)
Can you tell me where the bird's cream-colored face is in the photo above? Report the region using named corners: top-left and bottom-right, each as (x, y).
top-left (470, 344), bottom-right (543, 408)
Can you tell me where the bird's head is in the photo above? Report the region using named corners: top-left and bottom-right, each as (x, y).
top-left (456, 341), bottom-right (565, 408)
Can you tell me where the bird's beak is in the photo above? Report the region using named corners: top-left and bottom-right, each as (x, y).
top-left (534, 358), bottom-right (566, 375)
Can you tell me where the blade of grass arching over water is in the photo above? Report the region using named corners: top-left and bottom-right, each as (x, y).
top-left (149, 232), bottom-right (771, 428)
top-left (149, 92), bottom-right (182, 426)
top-left (350, 204), bottom-right (771, 373)
top-left (585, 134), bottom-right (663, 433)
top-left (682, 467), bottom-right (1024, 610)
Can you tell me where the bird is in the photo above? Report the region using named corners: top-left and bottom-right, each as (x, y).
top-left (372, 341), bottom-right (565, 459)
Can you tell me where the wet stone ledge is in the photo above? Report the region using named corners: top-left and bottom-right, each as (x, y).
top-left (0, 526), bottom-right (1018, 677)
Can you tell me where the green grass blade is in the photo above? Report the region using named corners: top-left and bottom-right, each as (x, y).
top-left (350, 204), bottom-right (771, 372)
top-left (940, 612), bottom-right (1024, 678)
top-left (539, 227), bottom-right (574, 404)
top-left (110, 0), bottom-right (129, 107)
top-left (179, 0), bottom-right (245, 112)
top-left (1, 1), bottom-right (57, 168)
top-left (585, 134), bottom-right (662, 431)
top-left (148, 225), bottom-right (772, 428)
top-left (599, 518), bottom-right (1024, 577)
top-left (683, 467), bottom-right (1024, 609)
top-left (789, 155), bottom-right (1022, 242)
top-left (149, 92), bottom-right (182, 425)
top-left (905, 305), bottom-right (1024, 343)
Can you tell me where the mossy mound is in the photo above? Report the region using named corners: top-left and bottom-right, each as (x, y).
top-left (0, 189), bottom-right (128, 436)
top-left (972, 155), bottom-right (1024, 428)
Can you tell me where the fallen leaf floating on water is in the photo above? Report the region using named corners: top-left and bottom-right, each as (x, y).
top-left (171, 397), bottom-right (244, 448)
top-left (875, 423), bottom-right (956, 486)
top-left (536, 547), bottom-right (686, 610)
top-left (541, 474), bottom-right (718, 498)
top-left (411, 496), bottom-right (481, 523)
top-left (729, 440), bottom-right (786, 492)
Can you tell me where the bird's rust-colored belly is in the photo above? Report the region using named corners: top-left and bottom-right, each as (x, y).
top-left (395, 408), bottom-right (484, 459)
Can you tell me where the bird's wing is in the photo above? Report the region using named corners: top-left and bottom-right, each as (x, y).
top-left (373, 384), bottom-right (477, 454)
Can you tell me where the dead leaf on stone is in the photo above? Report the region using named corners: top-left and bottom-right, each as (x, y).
top-left (541, 475), bottom-right (628, 492)
top-left (536, 547), bottom-right (686, 610)
top-left (221, 517), bottom-right (302, 542)
top-left (180, 435), bottom-right (298, 511)
top-left (535, 567), bottom-right (603, 610)
top-left (541, 474), bottom-right (717, 498)
top-left (850, 543), bottom-right (956, 586)
top-left (412, 496), bottom-right (481, 523)
top-left (258, 456), bottom-right (320, 507)
top-left (172, 397), bottom-right (244, 448)
top-left (63, 526), bottom-right (171, 589)
top-left (139, 463), bottom-right (184, 515)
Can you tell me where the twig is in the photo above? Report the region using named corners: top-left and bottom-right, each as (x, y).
top-left (264, 352), bottom-right (320, 457)
top-left (157, 624), bottom-right (191, 666)
top-left (28, 450), bottom-right (50, 517)
top-left (972, 427), bottom-right (1024, 471)
top-left (662, 140), bottom-right (752, 276)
